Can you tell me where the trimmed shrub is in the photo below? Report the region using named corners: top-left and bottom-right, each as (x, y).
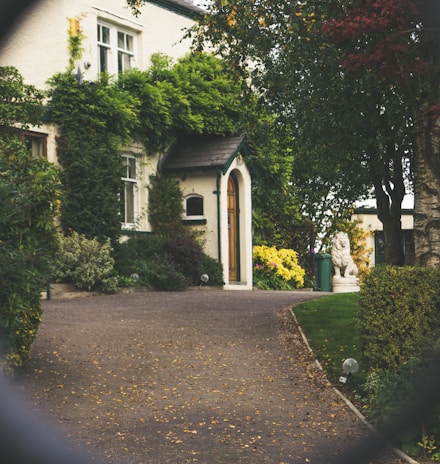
top-left (201, 254), bottom-right (224, 287)
top-left (113, 233), bottom-right (164, 280)
top-left (51, 231), bottom-right (117, 293)
top-left (163, 235), bottom-right (204, 285)
top-left (359, 265), bottom-right (440, 371)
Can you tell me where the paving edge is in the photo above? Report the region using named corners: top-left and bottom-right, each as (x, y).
top-left (289, 308), bottom-right (419, 464)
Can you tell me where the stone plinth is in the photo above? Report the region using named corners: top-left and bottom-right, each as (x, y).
top-left (332, 276), bottom-right (360, 293)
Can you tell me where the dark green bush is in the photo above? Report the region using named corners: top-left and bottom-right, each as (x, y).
top-left (113, 233), bottom-right (189, 290)
top-left (163, 235), bottom-right (204, 285)
top-left (360, 359), bottom-right (440, 460)
top-left (359, 265), bottom-right (440, 371)
top-left (201, 254), bottom-right (224, 287)
top-left (113, 233), bottom-right (222, 290)
top-left (113, 233), bottom-right (164, 279)
top-left (152, 258), bottom-right (189, 291)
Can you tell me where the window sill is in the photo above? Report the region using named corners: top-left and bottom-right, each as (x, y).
top-left (183, 218), bottom-right (207, 225)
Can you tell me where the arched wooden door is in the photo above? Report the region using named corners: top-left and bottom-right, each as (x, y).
top-left (227, 175), bottom-right (239, 281)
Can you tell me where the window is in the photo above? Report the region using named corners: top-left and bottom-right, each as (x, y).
top-left (121, 155), bottom-right (139, 227)
top-left (21, 131), bottom-right (47, 158)
top-left (97, 24), bottom-right (110, 74)
top-left (185, 195), bottom-right (204, 219)
top-left (117, 31), bottom-right (134, 73)
top-left (97, 22), bottom-right (135, 76)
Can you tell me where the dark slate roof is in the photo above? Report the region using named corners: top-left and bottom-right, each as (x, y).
top-left (161, 135), bottom-right (249, 174)
top-left (147, 0), bottom-right (205, 18)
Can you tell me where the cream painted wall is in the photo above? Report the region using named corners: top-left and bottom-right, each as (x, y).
top-left (0, 0), bottom-right (196, 89)
top-left (352, 210), bottom-right (414, 267)
top-left (179, 172), bottom-right (221, 260)
top-left (170, 154), bottom-right (253, 289)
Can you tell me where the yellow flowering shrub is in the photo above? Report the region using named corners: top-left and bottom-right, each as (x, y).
top-left (253, 245), bottom-right (305, 290)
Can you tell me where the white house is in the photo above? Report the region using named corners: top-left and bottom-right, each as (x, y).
top-left (0, 0), bottom-right (254, 289)
top-left (352, 207), bottom-right (415, 266)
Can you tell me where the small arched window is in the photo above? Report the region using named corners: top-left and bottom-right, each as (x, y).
top-left (185, 195), bottom-right (204, 219)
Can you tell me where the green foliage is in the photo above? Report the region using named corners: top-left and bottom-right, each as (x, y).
top-left (200, 254), bottom-right (224, 287)
top-left (47, 72), bottom-right (139, 244)
top-left (113, 233), bottom-right (163, 278)
top-left (360, 360), bottom-right (440, 461)
top-left (253, 245), bottom-right (305, 290)
top-left (147, 172), bottom-right (186, 238)
top-left (163, 235), bottom-right (204, 285)
top-left (359, 265), bottom-right (440, 372)
top-left (0, 67), bottom-right (45, 129)
top-left (114, 233), bottom-right (222, 290)
top-left (51, 231), bottom-right (117, 293)
top-left (0, 75), bottom-right (61, 372)
top-left (113, 233), bottom-right (172, 289)
top-left (361, 362), bottom-right (419, 427)
top-left (247, 115), bottom-right (303, 249)
top-left (192, 0), bottom-right (419, 265)
top-left (118, 52), bottom-right (242, 152)
top-left (68, 29), bottom-right (85, 72)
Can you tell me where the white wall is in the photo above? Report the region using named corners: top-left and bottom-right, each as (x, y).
top-left (352, 210), bottom-right (414, 266)
top-left (0, 0), bottom-right (196, 89)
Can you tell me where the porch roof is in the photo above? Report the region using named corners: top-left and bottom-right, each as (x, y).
top-left (161, 134), bottom-right (250, 175)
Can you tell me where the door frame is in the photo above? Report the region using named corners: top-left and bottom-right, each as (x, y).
top-left (227, 172), bottom-right (240, 281)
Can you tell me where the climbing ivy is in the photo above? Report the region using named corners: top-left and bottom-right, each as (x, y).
top-left (47, 73), bottom-right (139, 244)
top-left (118, 52), bottom-right (243, 152)
top-left (47, 52), bottom-right (242, 243)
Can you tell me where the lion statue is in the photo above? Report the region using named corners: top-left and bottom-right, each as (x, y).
top-left (331, 231), bottom-right (358, 278)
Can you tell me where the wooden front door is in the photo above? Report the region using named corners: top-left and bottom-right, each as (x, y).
top-left (227, 175), bottom-right (238, 281)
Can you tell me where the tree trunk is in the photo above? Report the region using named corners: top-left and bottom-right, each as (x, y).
top-left (375, 193), bottom-right (405, 266)
top-left (413, 113), bottom-right (440, 267)
top-left (369, 141), bottom-right (406, 266)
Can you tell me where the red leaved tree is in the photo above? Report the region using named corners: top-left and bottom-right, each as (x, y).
top-left (323, 0), bottom-right (440, 267)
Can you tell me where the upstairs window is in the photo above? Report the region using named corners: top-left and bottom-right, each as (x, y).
top-left (97, 22), bottom-right (135, 76)
top-left (117, 31), bottom-right (134, 73)
top-left (97, 24), bottom-right (110, 74)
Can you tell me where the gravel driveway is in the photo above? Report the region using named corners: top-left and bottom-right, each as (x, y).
top-left (13, 289), bottom-right (407, 464)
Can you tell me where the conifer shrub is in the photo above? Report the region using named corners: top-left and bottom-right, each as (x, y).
top-left (359, 265), bottom-right (440, 371)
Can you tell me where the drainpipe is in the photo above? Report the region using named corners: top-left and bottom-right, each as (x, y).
top-left (215, 170), bottom-right (222, 262)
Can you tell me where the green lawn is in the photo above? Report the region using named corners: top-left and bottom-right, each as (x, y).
top-left (292, 293), bottom-right (365, 388)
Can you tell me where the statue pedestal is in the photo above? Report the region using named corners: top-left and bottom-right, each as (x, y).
top-left (332, 276), bottom-right (360, 293)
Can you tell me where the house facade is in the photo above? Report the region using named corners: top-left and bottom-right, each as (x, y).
top-left (352, 207), bottom-right (415, 266)
top-left (0, 0), bottom-right (254, 289)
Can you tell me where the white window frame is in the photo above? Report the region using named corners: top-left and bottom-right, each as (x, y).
top-left (121, 155), bottom-right (139, 229)
top-left (184, 194), bottom-right (205, 220)
top-left (97, 21), bottom-right (136, 77)
top-left (20, 130), bottom-right (47, 158)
